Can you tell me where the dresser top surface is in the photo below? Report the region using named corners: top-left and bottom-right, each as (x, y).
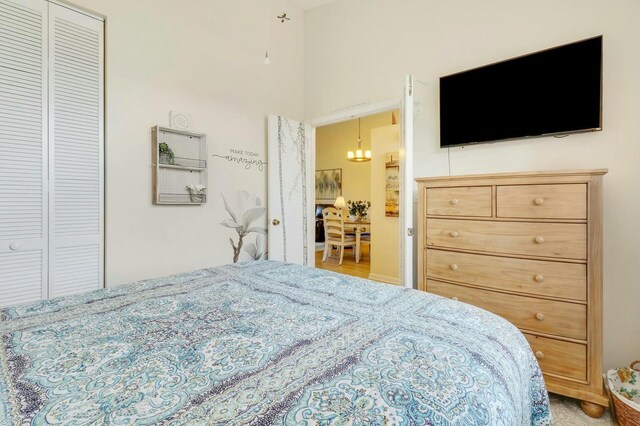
top-left (415, 168), bottom-right (608, 184)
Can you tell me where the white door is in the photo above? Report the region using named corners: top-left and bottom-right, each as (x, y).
top-left (48, 3), bottom-right (104, 297)
top-left (267, 115), bottom-right (315, 265)
top-left (400, 75), bottom-right (426, 289)
top-left (0, 0), bottom-right (49, 305)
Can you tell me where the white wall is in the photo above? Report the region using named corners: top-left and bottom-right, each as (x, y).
top-left (71, 0), bottom-right (305, 285)
top-left (304, 0), bottom-right (640, 369)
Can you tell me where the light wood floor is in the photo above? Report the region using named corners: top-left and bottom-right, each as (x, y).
top-left (314, 244), bottom-right (370, 279)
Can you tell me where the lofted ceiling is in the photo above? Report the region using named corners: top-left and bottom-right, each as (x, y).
top-left (292, 0), bottom-right (340, 11)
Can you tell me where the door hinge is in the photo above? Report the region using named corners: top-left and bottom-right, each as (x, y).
top-left (407, 227), bottom-right (414, 237)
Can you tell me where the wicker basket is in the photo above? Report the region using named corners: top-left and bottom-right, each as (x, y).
top-left (607, 360), bottom-right (640, 426)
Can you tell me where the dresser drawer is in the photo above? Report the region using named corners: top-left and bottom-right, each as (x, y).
top-left (426, 249), bottom-right (586, 301)
top-left (426, 186), bottom-right (492, 217)
top-left (426, 219), bottom-right (587, 260)
top-left (427, 279), bottom-right (587, 340)
top-left (525, 333), bottom-right (587, 382)
top-left (497, 184), bottom-right (587, 219)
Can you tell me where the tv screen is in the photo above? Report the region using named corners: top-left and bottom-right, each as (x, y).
top-left (439, 36), bottom-right (602, 148)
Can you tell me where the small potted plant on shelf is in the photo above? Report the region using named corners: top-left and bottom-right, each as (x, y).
top-left (347, 200), bottom-right (371, 221)
top-left (159, 142), bottom-right (175, 165)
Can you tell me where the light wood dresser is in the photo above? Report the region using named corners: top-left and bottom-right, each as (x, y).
top-left (416, 169), bottom-right (608, 418)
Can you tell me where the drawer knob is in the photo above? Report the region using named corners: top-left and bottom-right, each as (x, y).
top-left (450, 264), bottom-right (458, 271)
top-left (450, 231), bottom-right (459, 238)
top-left (534, 197), bottom-right (544, 206)
top-left (535, 312), bottom-right (545, 321)
top-left (535, 351), bottom-right (545, 360)
top-left (534, 236), bottom-right (545, 244)
top-left (9, 243), bottom-right (20, 251)
top-left (534, 274), bottom-right (545, 283)
top-left (451, 296), bottom-right (459, 301)
top-left (450, 198), bottom-right (459, 205)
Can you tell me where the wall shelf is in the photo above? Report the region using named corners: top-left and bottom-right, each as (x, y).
top-left (159, 156), bottom-right (207, 170)
top-left (158, 164), bottom-right (207, 171)
top-left (152, 126), bottom-right (208, 205)
top-left (157, 193), bottom-right (207, 204)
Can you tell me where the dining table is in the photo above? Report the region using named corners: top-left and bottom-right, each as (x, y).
top-left (344, 219), bottom-right (370, 263)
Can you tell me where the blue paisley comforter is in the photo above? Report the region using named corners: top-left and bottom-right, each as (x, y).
top-left (0, 261), bottom-right (551, 425)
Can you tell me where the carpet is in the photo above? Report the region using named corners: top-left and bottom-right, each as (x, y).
top-left (550, 394), bottom-right (613, 425)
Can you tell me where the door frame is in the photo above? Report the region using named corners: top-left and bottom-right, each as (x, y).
top-left (308, 99), bottom-right (401, 128)
top-left (308, 97), bottom-right (413, 288)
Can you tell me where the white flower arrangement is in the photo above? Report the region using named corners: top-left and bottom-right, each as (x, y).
top-left (186, 184), bottom-right (206, 203)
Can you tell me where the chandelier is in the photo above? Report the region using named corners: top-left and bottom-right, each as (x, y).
top-left (347, 118), bottom-right (371, 162)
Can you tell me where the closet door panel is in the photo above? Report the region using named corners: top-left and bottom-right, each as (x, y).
top-left (0, 0), bottom-right (48, 306)
top-left (48, 3), bottom-right (103, 297)
top-left (0, 246), bottom-right (43, 306)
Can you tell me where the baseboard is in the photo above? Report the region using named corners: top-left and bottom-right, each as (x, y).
top-left (368, 273), bottom-right (401, 285)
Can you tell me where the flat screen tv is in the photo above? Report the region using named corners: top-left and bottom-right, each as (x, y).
top-left (439, 36), bottom-right (602, 148)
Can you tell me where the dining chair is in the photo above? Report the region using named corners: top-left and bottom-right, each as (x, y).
top-left (322, 207), bottom-right (357, 265)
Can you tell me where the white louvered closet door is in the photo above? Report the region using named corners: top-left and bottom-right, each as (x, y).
top-left (0, 0), bottom-right (48, 306)
top-left (48, 2), bottom-right (104, 297)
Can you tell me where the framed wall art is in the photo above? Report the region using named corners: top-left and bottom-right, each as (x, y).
top-left (315, 168), bottom-right (342, 203)
top-left (385, 152), bottom-right (399, 217)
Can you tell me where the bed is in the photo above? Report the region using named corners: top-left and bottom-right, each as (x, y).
top-left (0, 261), bottom-right (551, 425)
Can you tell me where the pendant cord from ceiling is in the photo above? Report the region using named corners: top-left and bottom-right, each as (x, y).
top-left (264, 0), bottom-right (270, 64)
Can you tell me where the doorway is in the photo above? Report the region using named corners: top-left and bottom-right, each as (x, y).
top-left (268, 75), bottom-right (421, 289)
top-left (313, 111), bottom-right (401, 284)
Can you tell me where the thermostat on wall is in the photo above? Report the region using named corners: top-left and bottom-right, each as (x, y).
top-left (170, 111), bottom-right (191, 131)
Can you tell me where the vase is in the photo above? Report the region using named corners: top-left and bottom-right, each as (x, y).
top-left (159, 153), bottom-right (174, 165)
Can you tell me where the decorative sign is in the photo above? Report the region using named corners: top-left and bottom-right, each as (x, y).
top-left (169, 111), bottom-right (191, 131)
top-left (212, 148), bottom-right (267, 171)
